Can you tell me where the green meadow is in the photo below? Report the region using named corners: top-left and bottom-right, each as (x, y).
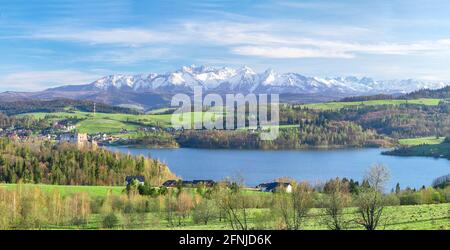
top-left (20, 110), bottom-right (222, 134)
top-left (0, 183), bottom-right (125, 197)
top-left (302, 98), bottom-right (441, 110)
top-left (0, 183), bottom-right (449, 230)
top-left (399, 136), bottom-right (446, 146)
top-left (43, 204), bottom-right (450, 230)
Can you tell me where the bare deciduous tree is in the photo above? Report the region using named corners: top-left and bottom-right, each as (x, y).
top-left (215, 183), bottom-right (249, 230)
top-left (175, 191), bottom-right (194, 225)
top-left (322, 178), bottom-right (351, 230)
top-left (356, 164), bottom-right (390, 230)
top-left (193, 198), bottom-right (217, 225)
top-left (272, 182), bottom-right (314, 230)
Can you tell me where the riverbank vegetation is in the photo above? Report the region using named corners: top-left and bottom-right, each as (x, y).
top-left (176, 121), bottom-right (391, 149)
top-left (383, 137), bottom-right (450, 158)
top-left (112, 131), bottom-right (178, 148)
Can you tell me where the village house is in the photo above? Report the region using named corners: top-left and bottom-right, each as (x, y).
top-left (257, 182), bottom-right (293, 193)
top-left (192, 180), bottom-right (216, 187)
top-left (125, 176), bottom-right (145, 186)
top-left (162, 180), bottom-right (178, 187)
top-left (53, 120), bottom-right (76, 132)
top-left (161, 179), bottom-right (216, 188)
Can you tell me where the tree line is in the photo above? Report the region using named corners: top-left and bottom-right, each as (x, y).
top-left (0, 99), bottom-right (140, 116)
top-left (175, 121), bottom-right (390, 149)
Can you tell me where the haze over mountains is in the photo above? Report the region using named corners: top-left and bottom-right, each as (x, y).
top-left (1, 65), bottom-right (449, 110)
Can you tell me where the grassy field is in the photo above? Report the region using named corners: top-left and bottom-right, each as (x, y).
top-left (20, 109), bottom-right (298, 134)
top-left (0, 183), bottom-right (124, 197)
top-left (46, 203), bottom-right (450, 230)
top-left (399, 136), bottom-right (446, 146)
top-left (302, 98), bottom-right (441, 110)
top-left (20, 110), bottom-right (222, 133)
top-left (77, 118), bottom-right (141, 133)
top-left (1, 183), bottom-right (449, 229)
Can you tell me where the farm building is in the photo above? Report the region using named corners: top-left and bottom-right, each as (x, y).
top-left (162, 180), bottom-right (178, 187)
top-left (257, 182), bottom-right (293, 193)
top-left (161, 179), bottom-right (216, 188)
top-left (125, 176), bottom-right (145, 186)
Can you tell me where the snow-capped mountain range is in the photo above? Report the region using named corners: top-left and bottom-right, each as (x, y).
top-left (51, 65), bottom-right (449, 95)
top-left (1, 65), bottom-right (448, 110)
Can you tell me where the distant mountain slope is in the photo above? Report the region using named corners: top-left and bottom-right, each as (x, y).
top-left (1, 65), bottom-right (449, 110)
top-left (0, 99), bottom-right (140, 116)
top-left (48, 65), bottom-right (449, 95)
top-left (403, 85), bottom-right (450, 99)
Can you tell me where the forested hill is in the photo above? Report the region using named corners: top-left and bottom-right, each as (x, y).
top-left (0, 99), bottom-right (141, 116)
top-left (0, 138), bottom-right (175, 186)
top-left (403, 85), bottom-right (450, 99)
top-left (339, 85), bottom-right (450, 102)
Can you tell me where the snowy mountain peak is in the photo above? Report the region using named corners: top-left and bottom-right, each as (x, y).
top-left (72, 65), bottom-right (450, 95)
top-left (239, 65), bottom-right (257, 75)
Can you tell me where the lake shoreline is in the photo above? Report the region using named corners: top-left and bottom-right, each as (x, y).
top-left (105, 146), bottom-right (450, 189)
top-left (104, 142), bottom-right (391, 151)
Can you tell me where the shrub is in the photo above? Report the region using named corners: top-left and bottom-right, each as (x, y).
top-left (438, 187), bottom-right (450, 202)
top-left (399, 191), bottom-right (422, 205)
top-left (419, 188), bottom-right (441, 204)
top-left (193, 198), bottom-right (217, 225)
top-left (102, 213), bottom-right (119, 229)
top-left (384, 194), bottom-right (400, 206)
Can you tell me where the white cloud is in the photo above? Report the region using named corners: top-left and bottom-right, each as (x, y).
top-left (87, 47), bottom-right (174, 64)
top-left (33, 28), bottom-right (177, 45)
top-left (232, 46), bottom-right (354, 58)
top-left (0, 70), bottom-right (102, 91)
top-left (25, 21), bottom-right (450, 60)
top-left (182, 21), bottom-right (450, 58)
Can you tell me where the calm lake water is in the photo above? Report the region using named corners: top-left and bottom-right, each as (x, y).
top-left (106, 147), bottom-right (450, 189)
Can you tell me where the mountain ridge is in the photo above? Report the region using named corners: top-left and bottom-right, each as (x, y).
top-left (47, 65), bottom-right (450, 95)
top-left (1, 65), bottom-right (449, 110)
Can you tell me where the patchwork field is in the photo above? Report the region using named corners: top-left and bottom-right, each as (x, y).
top-left (20, 110), bottom-right (222, 133)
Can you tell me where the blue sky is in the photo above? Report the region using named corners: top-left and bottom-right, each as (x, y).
top-left (2, 0), bottom-right (450, 91)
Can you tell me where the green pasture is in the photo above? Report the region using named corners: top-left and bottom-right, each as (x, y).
top-left (399, 136), bottom-right (445, 146)
top-left (19, 110), bottom-right (222, 134)
top-left (0, 183), bottom-right (124, 197)
top-left (302, 98), bottom-right (441, 110)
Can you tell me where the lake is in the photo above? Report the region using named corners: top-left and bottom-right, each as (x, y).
top-left (106, 147), bottom-right (450, 189)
